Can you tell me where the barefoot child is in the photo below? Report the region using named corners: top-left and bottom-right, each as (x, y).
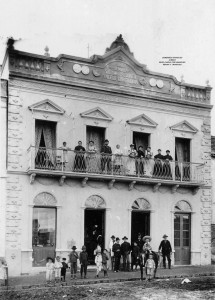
top-left (61, 258), bottom-right (68, 282)
top-left (54, 256), bottom-right (63, 283)
top-left (102, 249), bottom-right (109, 277)
top-left (95, 248), bottom-right (102, 278)
top-left (145, 253), bottom-right (155, 281)
top-left (0, 260), bottom-right (7, 286)
top-left (46, 257), bottom-right (54, 284)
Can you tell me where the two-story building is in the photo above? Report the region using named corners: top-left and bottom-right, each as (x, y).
top-left (0, 35), bottom-right (213, 275)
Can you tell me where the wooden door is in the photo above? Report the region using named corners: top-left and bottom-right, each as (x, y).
top-left (86, 126), bottom-right (105, 153)
top-left (174, 213), bottom-right (191, 265)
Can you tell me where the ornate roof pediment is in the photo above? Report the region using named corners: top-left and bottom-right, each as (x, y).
top-left (28, 99), bottom-right (65, 114)
top-left (170, 120), bottom-right (198, 133)
top-left (80, 107), bottom-right (113, 121)
top-left (127, 113), bottom-right (158, 128)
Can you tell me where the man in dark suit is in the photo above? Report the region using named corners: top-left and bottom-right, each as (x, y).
top-left (101, 139), bottom-right (112, 173)
top-left (121, 236), bottom-right (131, 271)
top-left (112, 237), bottom-right (121, 272)
top-left (158, 234), bottom-right (172, 269)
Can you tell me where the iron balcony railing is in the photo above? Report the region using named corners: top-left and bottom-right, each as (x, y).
top-left (27, 146), bottom-right (204, 183)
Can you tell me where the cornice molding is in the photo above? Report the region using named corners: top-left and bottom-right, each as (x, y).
top-left (9, 79), bottom-right (212, 120)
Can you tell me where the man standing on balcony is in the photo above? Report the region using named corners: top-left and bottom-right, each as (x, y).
top-left (158, 234), bottom-right (172, 269)
top-left (163, 150), bottom-right (173, 179)
top-left (101, 139), bottom-right (112, 174)
top-left (74, 141), bottom-right (86, 172)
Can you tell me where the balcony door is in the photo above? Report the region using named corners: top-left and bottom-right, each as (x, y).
top-left (133, 132), bottom-right (150, 152)
top-left (175, 138), bottom-right (190, 181)
top-left (35, 120), bottom-right (56, 169)
top-left (86, 126), bottom-right (106, 153)
top-left (32, 207), bottom-right (56, 266)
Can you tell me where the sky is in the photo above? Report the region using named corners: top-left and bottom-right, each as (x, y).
top-left (1, 0), bottom-right (215, 133)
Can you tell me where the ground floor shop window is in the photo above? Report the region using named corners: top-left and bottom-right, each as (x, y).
top-left (32, 207), bottom-right (56, 267)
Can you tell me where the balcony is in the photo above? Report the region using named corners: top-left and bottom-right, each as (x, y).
top-left (27, 146), bottom-right (204, 193)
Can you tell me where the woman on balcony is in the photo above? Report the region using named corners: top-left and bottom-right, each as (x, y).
top-left (74, 141), bottom-right (86, 172)
top-left (127, 144), bottom-right (137, 176)
top-left (143, 146), bottom-right (155, 177)
top-left (113, 144), bottom-right (123, 175)
top-left (86, 141), bottom-right (97, 173)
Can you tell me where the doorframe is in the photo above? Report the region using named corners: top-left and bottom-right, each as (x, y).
top-left (173, 212), bottom-right (192, 265)
top-left (130, 210), bottom-right (151, 243)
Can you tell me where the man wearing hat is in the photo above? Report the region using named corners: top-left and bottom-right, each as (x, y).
top-left (101, 139), bottom-right (112, 173)
top-left (109, 235), bottom-right (116, 271)
top-left (69, 246), bottom-right (79, 279)
top-left (154, 149), bottom-right (164, 178)
top-left (163, 150), bottom-right (173, 179)
top-left (112, 238), bottom-right (121, 272)
top-left (120, 236), bottom-right (131, 271)
top-left (158, 234), bottom-right (172, 269)
top-left (142, 236), bottom-right (152, 266)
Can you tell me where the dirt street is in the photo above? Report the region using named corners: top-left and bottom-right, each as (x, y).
top-left (0, 276), bottom-right (215, 300)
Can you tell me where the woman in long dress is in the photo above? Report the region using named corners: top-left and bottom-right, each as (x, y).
top-left (86, 141), bottom-right (97, 173)
top-left (114, 144), bottom-right (123, 175)
top-left (127, 144), bottom-right (137, 176)
top-left (143, 146), bottom-right (155, 177)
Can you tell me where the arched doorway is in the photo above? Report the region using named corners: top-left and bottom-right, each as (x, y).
top-left (84, 195), bottom-right (106, 264)
top-left (174, 200), bottom-right (192, 265)
top-left (131, 198), bottom-right (151, 244)
top-left (32, 192), bottom-right (57, 266)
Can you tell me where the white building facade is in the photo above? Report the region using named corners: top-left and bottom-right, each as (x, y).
top-left (0, 36), bottom-right (213, 275)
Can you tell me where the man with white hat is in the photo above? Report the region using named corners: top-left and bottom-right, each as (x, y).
top-left (158, 234), bottom-right (172, 269)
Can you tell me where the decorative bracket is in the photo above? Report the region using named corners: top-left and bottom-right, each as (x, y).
top-left (128, 181), bottom-right (136, 191)
top-left (193, 186), bottom-right (201, 195)
top-left (171, 184), bottom-right (179, 194)
top-left (153, 182), bottom-right (161, 193)
top-left (81, 177), bottom-right (88, 187)
top-left (59, 176), bottom-right (66, 186)
top-left (108, 179), bottom-right (115, 190)
top-left (30, 173), bottom-right (36, 184)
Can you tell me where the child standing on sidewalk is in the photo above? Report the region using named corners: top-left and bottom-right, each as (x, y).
top-left (61, 258), bottom-right (68, 282)
top-left (0, 260), bottom-right (7, 286)
top-left (145, 253), bottom-right (155, 281)
top-left (95, 248), bottom-right (102, 278)
top-left (54, 256), bottom-right (63, 283)
top-left (69, 246), bottom-right (79, 279)
top-left (46, 257), bottom-right (54, 284)
top-left (102, 249), bottom-right (109, 277)
top-left (80, 245), bottom-right (88, 279)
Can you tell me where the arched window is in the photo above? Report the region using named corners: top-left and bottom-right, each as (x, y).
top-left (85, 195), bottom-right (106, 209)
top-left (132, 198), bottom-right (151, 210)
top-left (174, 200), bottom-right (192, 212)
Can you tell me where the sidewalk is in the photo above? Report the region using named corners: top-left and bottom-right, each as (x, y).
top-left (2, 265), bottom-right (215, 290)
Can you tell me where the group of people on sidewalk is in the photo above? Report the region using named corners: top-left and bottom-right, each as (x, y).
top-left (45, 233), bottom-right (172, 283)
top-left (109, 234), bottom-right (172, 280)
